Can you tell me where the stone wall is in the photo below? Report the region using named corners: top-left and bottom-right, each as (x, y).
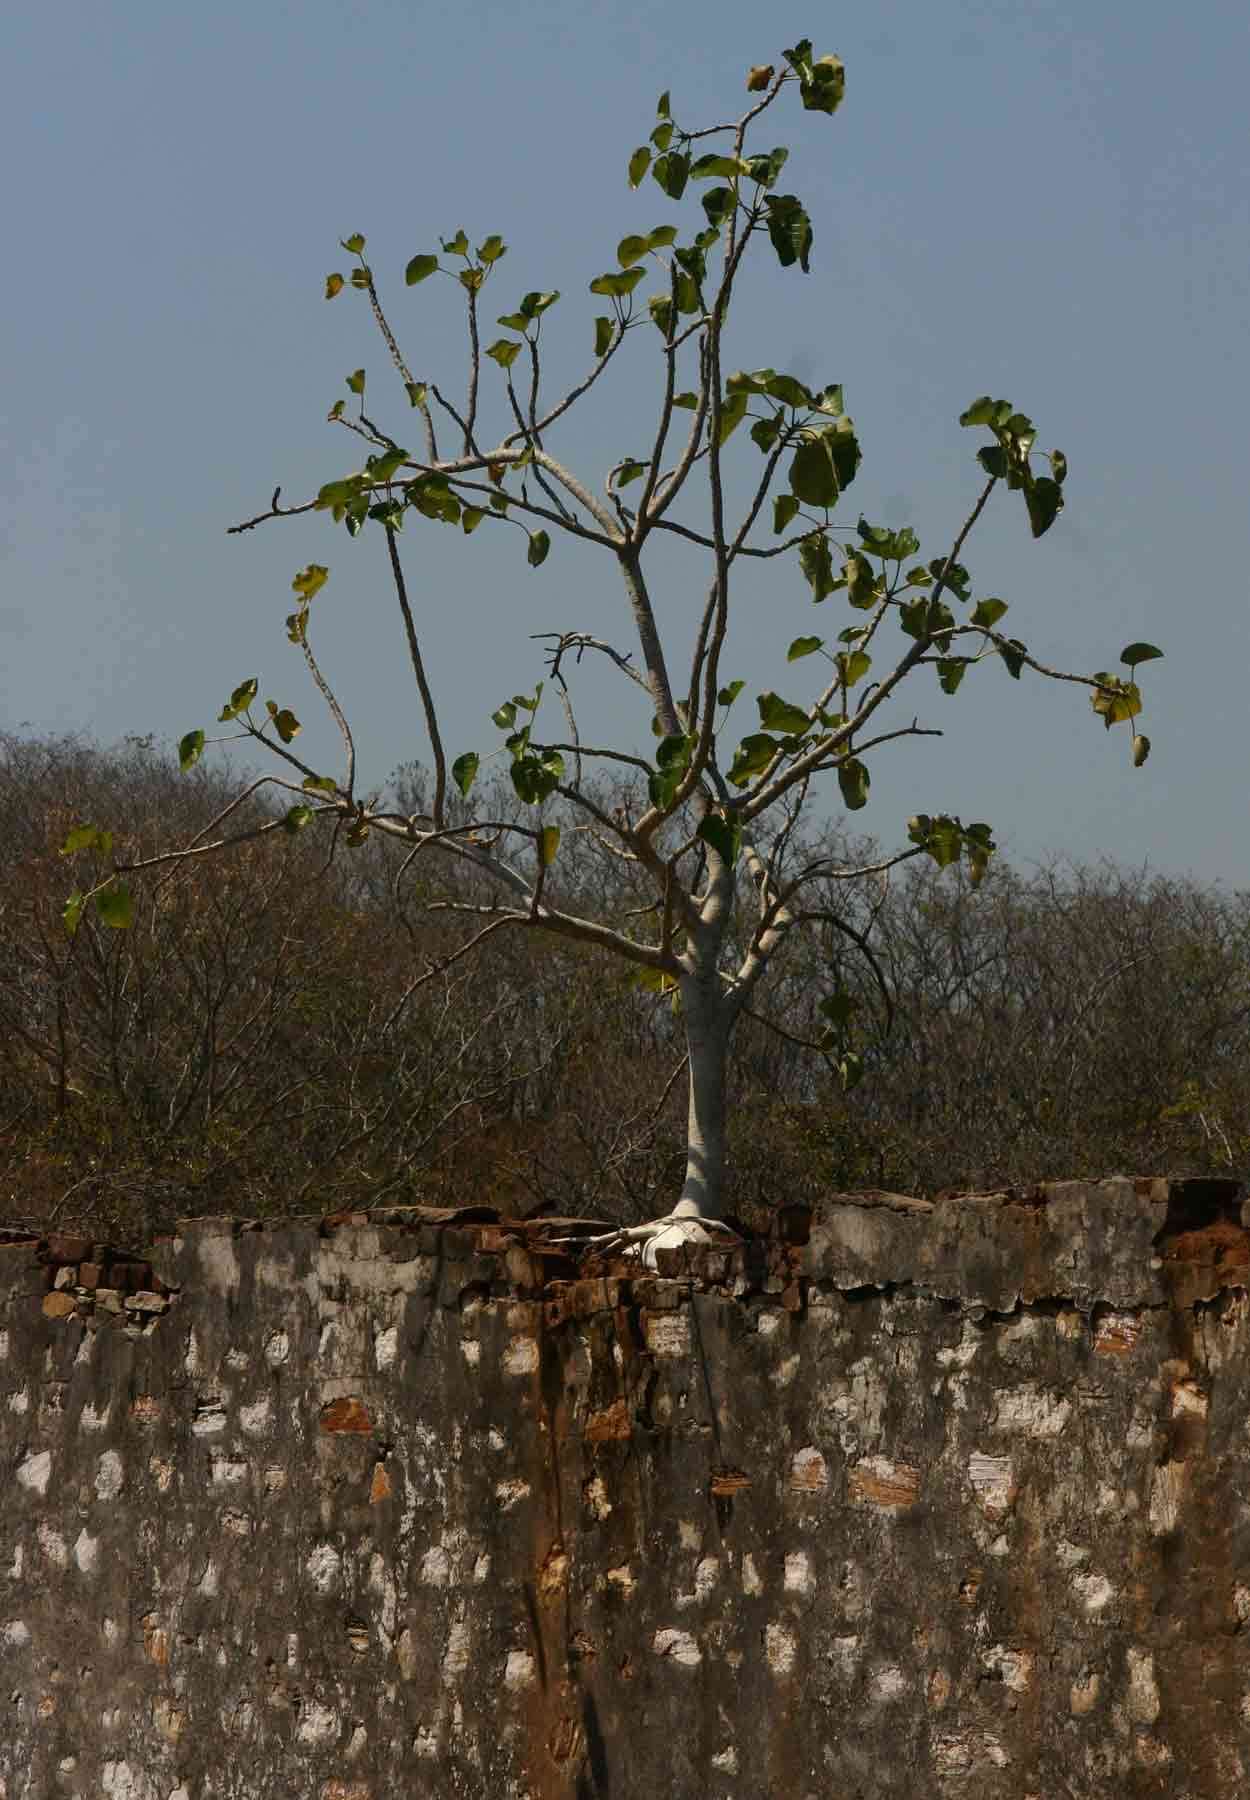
top-left (2, 1177), bottom-right (1249, 1799)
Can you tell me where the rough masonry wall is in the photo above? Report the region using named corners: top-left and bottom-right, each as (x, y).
top-left (2, 1178), bottom-right (1250, 1799)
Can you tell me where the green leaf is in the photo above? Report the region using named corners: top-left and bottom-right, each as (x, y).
top-left (302, 775), bottom-right (337, 795)
top-left (717, 388), bottom-right (749, 444)
top-left (527, 530), bottom-right (550, 568)
top-left (405, 382), bottom-right (428, 410)
top-left (1120, 642), bottom-right (1164, 669)
top-left (219, 677), bottom-right (258, 722)
top-left (937, 659), bottom-right (968, 695)
top-left (293, 563), bottom-right (329, 601)
top-left (977, 444), bottom-right (1009, 478)
top-left (782, 45), bottom-right (845, 114)
top-left (651, 121), bottom-right (674, 152)
top-left (405, 254), bottom-right (438, 285)
top-left (60, 823), bottom-right (107, 856)
top-left (492, 701), bottom-right (518, 730)
top-left (657, 89), bottom-right (671, 118)
top-left (441, 229), bottom-right (469, 256)
top-left (178, 729), bottom-right (205, 771)
top-left (1025, 476), bottom-right (1064, 539)
top-left (1091, 674), bottom-right (1142, 729)
top-left (62, 891), bottom-right (85, 937)
top-left (594, 316), bottom-right (614, 356)
top-left (744, 146), bottom-right (789, 189)
top-left (701, 186), bottom-right (736, 230)
top-left (349, 268), bottom-right (371, 290)
top-left (959, 395), bottom-right (1005, 428)
top-left (789, 435), bottom-right (839, 508)
top-left (617, 234), bottom-right (649, 267)
top-left (673, 390), bottom-right (699, 410)
top-left (652, 151), bottom-right (690, 201)
top-left (799, 533), bottom-right (836, 602)
top-left (346, 369), bottom-right (366, 395)
top-left (728, 734), bottom-right (781, 788)
top-left (325, 273), bottom-right (344, 300)
top-left (452, 751), bottom-right (480, 797)
top-left (589, 267), bottom-right (646, 298)
top-left (263, 704), bottom-right (300, 744)
top-left (282, 804), bottom-right (314, 834)
top-left (717, 679), bottom-right (745, 708)
top-left (461, 506), bottom-right (484, 534)
top-left (486, 338), bottom-right (522, 369)
top-left (1132, 733), bottom-right (1151, 768)
top-left (787, 635), bottom-right (823, 661)
top-left (690, 153), bottom-right (749, 179)
top-left (367, 447), bottom-right (409, 484)
top-left (844, 552), bottom-right (878, 610)
top-left (697, 814), bottom-right (741, 867)
top-left (764, 194), bottom-right (813, 272)
top-left (837, 758), bottom-right (870, 811)
top-left (538, 825), bottom-right (561, 866)
top-left (328, 399), bottom-right (346, 420)
top-left (1050, 449), bottom-right (1068, 485)
top-left (972, 597), bottom-right (1008, 629)
top-left (997, 638), bottom-right (1028, 680)
top-left (774, 493), bottom-right (800, 535)
top-left (477, 234), bottom-right (507, 263)
top-left (836, 650), bottom-right (871, 689)
top-left (856, 519), bottom-right (920, 562)
top-left (629, 145), bottom-right (652, 188)
top-left (341, 233), bottom-right (366, 254)
top-left (648, 294), bottom-right (674, 338)
top-left (757, 692), bottom-right (813, 735)
top-left (96, 883), bottom-right (134, 929)
top-left (458, 267), bottom-right (485, 293)
top-left (614, 460), bottom-right (647, 489)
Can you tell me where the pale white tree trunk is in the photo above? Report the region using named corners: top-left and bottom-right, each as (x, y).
top-left (673, 967), bottom-right (732, 1222)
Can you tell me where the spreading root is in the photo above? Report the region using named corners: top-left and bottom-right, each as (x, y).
top-left (559, 1213), bottom-right (740, 1271)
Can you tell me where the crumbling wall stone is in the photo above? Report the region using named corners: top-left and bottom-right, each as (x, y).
top-left (2, 1177), bottom-right (1250, 1798)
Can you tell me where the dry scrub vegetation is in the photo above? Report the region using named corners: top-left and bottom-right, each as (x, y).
top-left (4, 732), bottom-right (1246, 1245)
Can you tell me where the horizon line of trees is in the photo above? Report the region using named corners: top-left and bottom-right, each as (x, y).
top-left (4, 730), bottom-right (1247, 1247)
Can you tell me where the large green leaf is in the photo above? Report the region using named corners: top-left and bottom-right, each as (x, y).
top-left (486, 338), bottom-right (522, 369)
top-left (476, 234), bottom-right (507, 263)
top-left (178, 729), bottom-right (205, 771)
top-left (837, 758), bottom-right (870, 811)
top-left (96, 883), bottom-right (134, 930)
top-left (763, 194), bottom-right (813, 272)
top-left (652, 151), bottom-right (690, 200)
top-left (589, 267), bottom-right (646, 298)
top-left (789, 435), bottom-right (839, 508)
top-left (1025, 476), bottom-right (1064, 538)
top-left (1120, 641), bottom-right (1164, 668)
top-left (787, 635), bottom-right (823, 661)
top-left (594, 316), bottom-right (614, 356)
top-left (450, 752), bottom-right (479, 798)
top-left (757, 692), bottom-right (813, 735)
top-left (971, 597), bottom-right (1008, 629)
top-left (406, 254), bottom-right (438, 285)
top-left (728, 734), bottom-right (781, 788)
top-left (628, 146), bottom-right (652, 188)
top-left (799, 533), bottom-right (836, 601)
top-left (218, 677), bottom-right (258, 722)
top-left (690, 153), bottom-right (750, 179)
top-left (527, 531), bottom-right (551, 568)
top-left (774, 493), bottom-right (800, 534)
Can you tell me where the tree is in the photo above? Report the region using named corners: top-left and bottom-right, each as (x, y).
top-left (63, 40), bottom-right (1161, 1262)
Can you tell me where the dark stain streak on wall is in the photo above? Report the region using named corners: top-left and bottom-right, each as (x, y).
top-left (2, 1177), bottom-right (1250, 1798)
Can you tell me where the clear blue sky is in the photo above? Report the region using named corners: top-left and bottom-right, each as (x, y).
top-left (4, 0), bottom-right (1248, 881)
